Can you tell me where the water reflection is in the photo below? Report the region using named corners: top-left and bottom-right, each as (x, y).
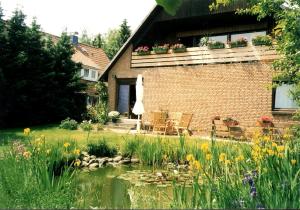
top-left (75, 165), bottom-right (173, 209)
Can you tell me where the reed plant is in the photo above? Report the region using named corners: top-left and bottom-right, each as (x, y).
top-left (0, 132), bottom-right (80, 208)
top-left (172, 130), bottom-right (300, 209)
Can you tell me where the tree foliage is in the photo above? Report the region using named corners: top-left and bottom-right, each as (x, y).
top-left (79, 29), bottom-right (93, 45)
top-left (79, 19), bottom-right (131, 60)
top-left (92, 33), bottom-right (103, 48)
top-left (102, 19), bottom-right (131, 60)
top-left (155, 0), bottom-right (183, 16)
top-left (0, 8), bottom-right (86, 128)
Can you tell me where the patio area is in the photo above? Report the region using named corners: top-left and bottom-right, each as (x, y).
top-left (107, 112), bottom-right (291, 143)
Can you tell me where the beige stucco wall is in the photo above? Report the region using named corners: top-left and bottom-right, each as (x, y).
top-left (107, 44), bottom-right (297, 133)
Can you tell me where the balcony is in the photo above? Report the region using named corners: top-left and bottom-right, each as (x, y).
top-left (131, 46), bottom-right (278, 68)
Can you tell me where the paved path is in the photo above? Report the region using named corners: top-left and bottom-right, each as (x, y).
top-left (107, 128), bottom-right (252, 144)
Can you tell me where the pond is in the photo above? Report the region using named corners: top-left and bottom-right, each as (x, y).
top-left (75, 165), bottom-right (178, 209)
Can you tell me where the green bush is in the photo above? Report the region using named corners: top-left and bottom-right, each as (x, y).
top-left (59, 118), bottom-right (78, 130)
top-left (87, 140), bottom-right (117, 157)
top-left (80, 120), bottom-right (93, 131)
top-left (252, 35), bottom-right (272, 46)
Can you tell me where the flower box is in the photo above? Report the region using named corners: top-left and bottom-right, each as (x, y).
top-left (172, 47), bottom-right (187, 53)
top-left (137, 51), bottom-right (151, 56)
top-left (252, 35), bottom-right (272, 46)
top-left (256, 116), bottom-right (274, 127)
top-left (153, 48), bottom-right (169, 54)
top-left (153, 44), bottom-right (169, 54)
top-left (223, 117), bottom-right (239, 127)
top-left (230, 38), bottom-right (248, 48)
top-left (135, 46), bottom-right (150, 56)
top-left (208, 41), bottom-right (225, 49)
top-left (171, 43), bottom-right (187, 53)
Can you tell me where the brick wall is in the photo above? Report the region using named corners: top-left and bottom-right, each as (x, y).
top-left (108, 44), bottom-right (298, 133)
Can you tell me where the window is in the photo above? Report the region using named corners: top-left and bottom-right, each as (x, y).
top-left (84, 69), bottom-right (89, 77)
top-left (91, 70), bottom-right (96, 79)
top-left (209, 35), bottom-right (228, 43)
top-left (231, 31), bottom-right (266, 42)
top-left (78, 70), bottom-right (83, 77)
top-left (274, 84), bottom-right (299, 109)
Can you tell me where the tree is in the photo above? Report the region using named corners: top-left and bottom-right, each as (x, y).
top-left (118, 19), bottom-right (131, 47)
top-left (79, 29), bottom-right (93, 45)
top-left (0, 7), bottom-right (86, 127)
top-left (102, 29), bottom-right (122, 60)
top-left (92, 33), bottom-right (104, 48)
top-left (46, 32), bottom-right (86, 123)
top-left (102, 19), bottom-right (132, 60)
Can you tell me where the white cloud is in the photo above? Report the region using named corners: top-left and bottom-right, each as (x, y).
top-left (1, 0), bottom-right (156, 36)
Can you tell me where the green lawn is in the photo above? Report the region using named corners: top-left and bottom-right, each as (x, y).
top-left (0, 124), bottom-right (212, 151)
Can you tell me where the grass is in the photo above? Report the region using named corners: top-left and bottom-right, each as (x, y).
top-left (0, 124), bottom-right (218, 152)
top-left (0, 140), bottom-right (78, 208)
top-left (1, 124), bottom-right (299, 208)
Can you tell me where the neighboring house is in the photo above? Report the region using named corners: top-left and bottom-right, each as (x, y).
top-left (100, 0), bottom-right (298, 131)
top-left (49, 33), bottom-right (110, 106)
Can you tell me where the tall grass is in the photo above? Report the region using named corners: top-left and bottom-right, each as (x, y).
top-left (0, 139), bottom-right (78, 208)
top-left (171, 132), bottom-right (300, 209)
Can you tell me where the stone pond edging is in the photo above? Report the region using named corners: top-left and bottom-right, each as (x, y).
top-left (80, 151), bottom-right (140, 171)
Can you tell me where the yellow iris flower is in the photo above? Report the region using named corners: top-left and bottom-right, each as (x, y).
top-left (23, 128), bottom-right (30, 136)
top-left (64, 142), bottom-right (71, 148)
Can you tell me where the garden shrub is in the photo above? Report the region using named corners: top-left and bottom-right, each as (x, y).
top-left (59, 117), bottom-right (78, 130)
top-left (86, 105), bottom-right (109, 124)
top-left (87, 139), bottom-right (117, 157)
top-left (80, 120), bottom-right (93, 131)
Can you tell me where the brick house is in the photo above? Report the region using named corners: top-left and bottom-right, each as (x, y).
top-left (50, 33), bottom-right (110, 106)
top-left (100, 0), bottom-right (298, 133)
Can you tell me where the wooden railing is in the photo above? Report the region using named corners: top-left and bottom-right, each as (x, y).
top-left (131, 46), bottom-right (278, 68)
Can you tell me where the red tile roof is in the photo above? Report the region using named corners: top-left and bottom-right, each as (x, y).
top-left (46, 33), bottom-right (109, 73)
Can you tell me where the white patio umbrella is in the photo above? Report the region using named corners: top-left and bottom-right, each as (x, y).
top-left (132, 74), bottom-right (144, 132)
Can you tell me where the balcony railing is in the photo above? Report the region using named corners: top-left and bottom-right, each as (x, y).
top-left (131, 46), bottom-right (278, 68)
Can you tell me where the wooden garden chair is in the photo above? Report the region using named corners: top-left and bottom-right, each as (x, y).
top-left (174, 113), bottom-right (193, 136)
top-left (152, 111), bottom-right (168, 135)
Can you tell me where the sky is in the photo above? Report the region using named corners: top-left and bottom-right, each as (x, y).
top-left (0, 0), bottom-right (157, 36)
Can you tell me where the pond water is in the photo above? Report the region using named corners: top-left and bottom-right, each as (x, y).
top-left (75, 165), bottom-right (176, 209)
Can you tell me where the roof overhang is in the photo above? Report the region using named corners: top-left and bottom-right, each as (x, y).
top-left (99, 5), bottom-right (160, 81)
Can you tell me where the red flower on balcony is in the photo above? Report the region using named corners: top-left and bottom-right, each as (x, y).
top-left (135, 46), bottom-right (150, 55)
